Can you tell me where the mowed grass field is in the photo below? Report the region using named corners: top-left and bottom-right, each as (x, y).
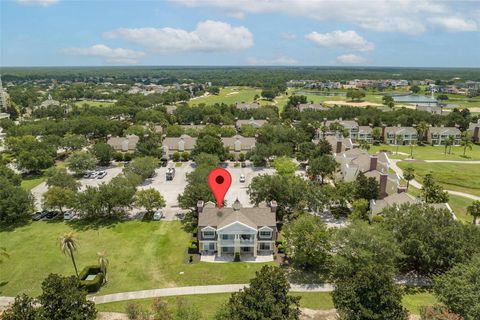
top-left (74, 100), bottom-right (115, 107)
top-left (369, 144), bottom-right (480, 161)
top-left (398, 161), bottom-right (480, 197)
top-left (0, 221), bottom-right (272, 297)
top-left (96, 291), bottom-right (436, 318)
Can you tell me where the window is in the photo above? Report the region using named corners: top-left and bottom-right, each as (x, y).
top-left (259, 243), bottom-right (271, 250)
top-left (202, 230), bottom-right (215, 239)
top-left (221, 234), bottom-right (234, 240)
top-left (259, 230), bottom-right (272, 238)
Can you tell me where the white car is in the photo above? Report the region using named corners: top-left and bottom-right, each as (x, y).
top-left (239, 174), bottom-right (246, 183)
top-left (63, 210), bottom-right (76, 220)
top-left (153, 210), bottom-right (164, 221)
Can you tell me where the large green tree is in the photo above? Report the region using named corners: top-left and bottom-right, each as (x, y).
top-left (91, 142), bottom-right (114, 166)
top-left (135, 188), bottom-right (166, 213)
top-left (123, 156), bottom-right (158, 181)
top-left (37, 274), bottom-right (97, 320)
top-left (422, 173), bottom-right (449, 203)
top-left (45, 167), bottom-right (80, 191)
top-left (307, 155), bottom-right (337, 184)
top-left (0, 177), bottom-right (34, 224)
top-left (216, 265), bottom-right (300, 320)
top-left (467, 200), bottom-right (480, 225)
top-left (43, 186), bottom-right (75, 214)
top-left (433, 254), bottom-right (480, 320)
top-left (283, 214), bottom-right (331, 271)
top-left (66, 151), bottom-right (97, 175)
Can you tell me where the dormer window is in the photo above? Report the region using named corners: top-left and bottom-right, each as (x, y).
top-left (202, 227), bottom-right (215, 239)
top-left (259, 227), bottom-right (272, 239)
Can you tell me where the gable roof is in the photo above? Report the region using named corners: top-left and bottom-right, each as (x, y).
top-left (236, 118), bottom-right (267, 128)
top-left (199, 206), bottom-right (276, 229)
top-left (428, 126), bottom-right (461, 135)
top-left (162, 134), bottom-right (197, 150)
top-left (221, 135), bottom-right (256, 150)
top-left (385, 126), bottom-right (418, 135)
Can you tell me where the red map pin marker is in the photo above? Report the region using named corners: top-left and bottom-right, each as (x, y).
top-left (208, 168), bottom-right (232, 209)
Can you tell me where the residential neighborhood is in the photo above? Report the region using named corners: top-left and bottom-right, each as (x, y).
top-left (1, 1), bottom-right (480, 319)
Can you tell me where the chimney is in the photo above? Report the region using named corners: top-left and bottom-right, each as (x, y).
top-left (474, 127), bottom-right (479, 142)
top-left (336, 140), bottom-right (343, 154)
top-left (270, 200), bottom-right (277, 213)
top-left (381, 124), bottom-right (386, 142)
top-left (197, 200), bottom-right (204, 213)
top-left (369, 155), bottom-right (378, 171)
top-left (379, 172), bottom-right (388, 199)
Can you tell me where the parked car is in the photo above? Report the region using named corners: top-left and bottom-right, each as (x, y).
top-left (83, 171), bottom-right (93, 179)
top-left (160, 159), bottom-right (168, 167)
top-left (153, 210), bottom-right (164, 221)
top-left (63, 210), bottom-right (76, 220)
top-left (124, 161), bottom-right (130, 167)
top-left (239, 174), bottom-right (246, 183)
top-left (42, 211), bottom-right (59, 221)
top-left (32, 210), bottom-right (48, 221)
top-left (97, 171), bottom-right (107, 179)
top-left (166, 168), bottom-right (175, 181)
top-left (241, 162), bottom-right (247, 168)
top-left (89, 171), bottom-right (99, 179)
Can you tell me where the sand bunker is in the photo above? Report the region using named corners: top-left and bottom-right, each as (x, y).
top-left (323, 100), bottom-right (383, 107)
top-left (226, 91), bottom-right (239, 96)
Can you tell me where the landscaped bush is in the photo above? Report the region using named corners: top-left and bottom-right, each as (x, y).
top-left (234, 252), bottom-right (241, 262)
top-left (330, 206), bottom-right (350, 219)
top-left (123, 153), bottom-right (133, 161)
top-left (372, 215), bottom-right (384, 223)
top-left (79, 265), bottom-right (104, 293)
top-left (181, 152), bottom-right (189, 162)
top-left (277, 245), bottom-right (285, 254)
top-left (276, 240), bottom-right (284, 246)
top-left (172, 152), bottom-right (180, 162)
top-left (113, 152), bottom-right (124, 162)
top-left (192, 226), bottom-right (197, 237)
top-left (239, 153), bottom-right (246, 162)
top-left (234, 162), bottom-right (240, 168)
top-left (188, 242), bottom-right (198, 254)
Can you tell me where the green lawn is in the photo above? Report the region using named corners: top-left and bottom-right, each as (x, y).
top-left (74, 100), bottom-right (115, 108)
top-left (398, 161), bottom-right (480, 197)
top-left (0, 221), bottom-right (272, 297)
top-left (369, 144), bottom-right (480, 161)
top-left (96, 291), bottom-right (435, 318)
top-left (20, 175), bottom-right (45, 190)
top-left (189, 87), bottom-right (263, 107)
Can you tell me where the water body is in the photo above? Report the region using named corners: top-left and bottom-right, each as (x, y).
top-left (296, 91), bottom-right (346, 97)
top-left (392, 94), bottom-right (438, 104)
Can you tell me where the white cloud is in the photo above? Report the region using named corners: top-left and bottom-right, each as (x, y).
top-left (172, 0), bottom-right (477, 34)
top-left (336, 54), bottom-right (368, 65)
top-left (16, 0), bottom-right (59, 6)
top-left (104, 20), bottom-right (253, 52)
top-left (306, 30), bottom-right (374, 51)
top-left (428, 16), bottom-right (478, 32)
top-left (246, 56), bottom-right (298, 65)
top-left (280, 32), bottom-right (297, 40)
top-left (63, 44), bottom-right (145, 64)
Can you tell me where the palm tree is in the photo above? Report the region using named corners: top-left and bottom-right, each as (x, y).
top-left (417, 121), bottom-right (429, 143)
top-left (60, 232), bottom-right (79, 278)
top-left (467, 201), bottom-right (480, 225)
top-left (403, 167), bottom-right (415, 190)
top-left (395, 134), bottom-right (403, 154)
top-left (447, 136), bottom-right (455, 154)
top-left (359, 140), bottom-right (370, 151)
top-left (461, 132), bottom-right (472, 156)
top-left (97, 251), bottom-right (109, 283)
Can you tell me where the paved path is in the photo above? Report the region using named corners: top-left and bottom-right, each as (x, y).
top-left (90, 283), bottom-right (335, 304)
top-left (422, 160), bottom-right (480, 164)
top-left (390, 159), bottom-right (480, 201)
top-left (0, 283), bottom-right (335, 308)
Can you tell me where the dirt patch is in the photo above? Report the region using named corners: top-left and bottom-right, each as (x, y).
top-left (323, 100), bottom-right (382, 107)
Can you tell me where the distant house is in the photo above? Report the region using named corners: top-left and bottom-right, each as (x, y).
top-left (297, 103), bottom-right (327, 112)
top-left (221, 135), bottom-right (256, 154)
top-left (357, 126), bottom-right (373, 143)
top-left (197, 200), bottom-right (277, 258)
top-left (383, 126), bottom-right (418, 145)
top-left (162, 134), bottom-right (197, 157)
top-left (318, 119), bottom-right (359, 140)
top-left (107, 134), bottom-right (139, 152)
top-left (427, 126), bottom-right (461, 146)
top-left (370, 193), bottom-right (455, 217)
top-left (236, 102), bottom-right (259, 110)
top-left (335, 149), bottom-right (402, 198)
top-left (468, 119), bottom-right (480, 142)
top-left (235, 118), bottom-right (267, 130)
top-left (320, 136), bottom-right (354, 154)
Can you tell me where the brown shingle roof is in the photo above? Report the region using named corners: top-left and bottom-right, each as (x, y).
top-left (199, 206), bottom-right (276, 229)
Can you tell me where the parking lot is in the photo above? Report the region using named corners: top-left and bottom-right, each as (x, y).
top-left (79, 165), bottom-right (123, 190)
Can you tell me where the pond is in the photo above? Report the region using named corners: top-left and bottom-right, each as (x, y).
top-left (392, 94), bottom-right (438, 104)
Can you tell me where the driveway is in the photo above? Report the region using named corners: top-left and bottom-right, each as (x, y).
top-left (79, 165), bottom-right (123, 190)
top-left (225, 166), bottom-right (276, 207)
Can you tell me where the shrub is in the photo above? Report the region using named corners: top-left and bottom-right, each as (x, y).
top-left (228, 153), bottom-right (235, 161)
top-left (372, 215), bottom-right (384, 223)
top-left (113, 152), bottom-right (124, 162)
top-left (234, 252), bottom-right (241, 262)
top-left (192, 226), bottom-right (197, 237)
top-left (172, 152), bottom-right (180, 162)
top-left (420, 305), bottom-right (463, 320)
top-left (239, 153), bottom-right (246, 162)
top-left (276, 240), bottom-right (284, 246)
top-left (277, 245), bottom-right (285, 254)
top-left (181, 152), bottom-right (190, 162)
top-left (123, 153), bottom-right (133, 161)
top-left (79, 265), bottom-right (104, 293)
top-left (234, 162), bottom-right (240, 168)
top-left (188, 243), bottom-right (198, 254)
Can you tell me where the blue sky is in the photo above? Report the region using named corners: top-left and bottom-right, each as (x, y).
top-left (1, 0), bottom-right (479, 67)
